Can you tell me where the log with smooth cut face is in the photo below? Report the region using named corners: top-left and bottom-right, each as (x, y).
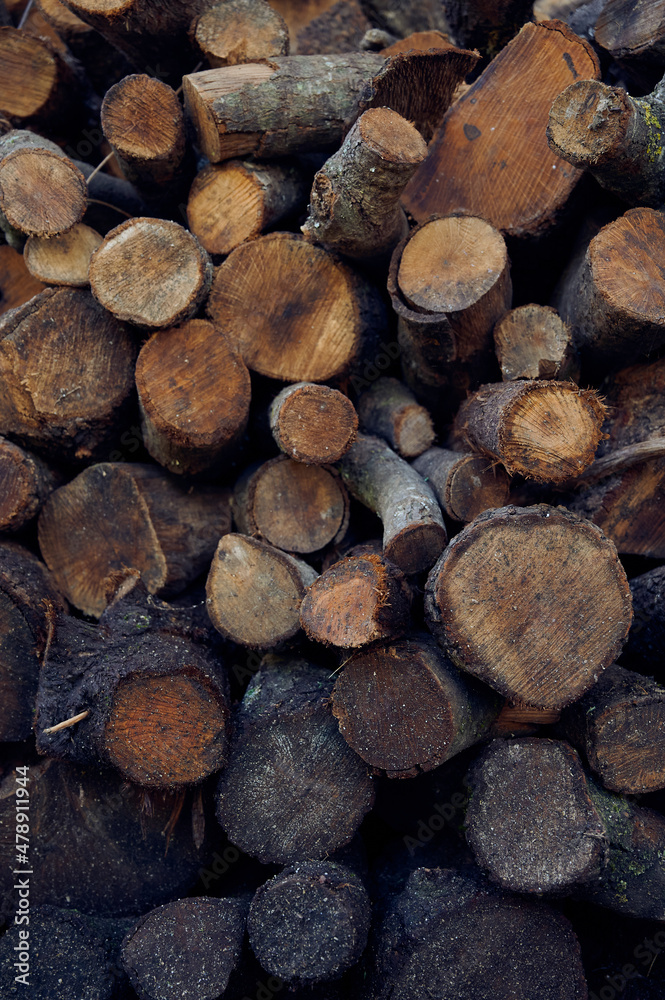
top-left (425, 504), bottom-right (632, 709)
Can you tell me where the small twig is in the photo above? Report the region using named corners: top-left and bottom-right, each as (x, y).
top-left (86, 150), bottom-right (116, 185)
top-left (86, 198), bottom-right (134, 219)
top-left (17, 0), bottom-right (34, 30)
top-left (42, 710), bottom-right (90, 735)
top-left (175, 63), bottom-right (202, 96)
top-left (571, 437), bottom-right (665, 486)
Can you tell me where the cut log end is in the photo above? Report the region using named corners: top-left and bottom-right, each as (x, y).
top-left (357, 105), bottom-right (427, 164)
top-left (89, 218), bottom-right (212, 328)
top-left (270, 382), bottom-right (358, 464)
top-left (104, 673), bottom-right (229, 787)
top-left (0, 149), bottom-right (87, 237)
top-left (385, 520), bottom-right (448, 576)
top-left (397, 215), bottom-right (508, 314)
top-left (186, 161), bottom-right (265, 256)
top-left (547, 79), bottom-right (631, 167)
top-left (24, 224), bottom-right (102, 286)
top-left (101, 74), bottom-right (184, 163)
top-left (0, 28), bottom-right (57, 120)
top-left (426, 504), bottom-right (633, 709)
top-left (193, 0), bottom-right (289, 67)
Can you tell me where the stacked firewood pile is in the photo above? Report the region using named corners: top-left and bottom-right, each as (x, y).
top-left (1, 0), bottom-right (665, 997)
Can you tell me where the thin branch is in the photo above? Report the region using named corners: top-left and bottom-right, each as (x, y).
top-left (42, 709), bottom-right (90, 735)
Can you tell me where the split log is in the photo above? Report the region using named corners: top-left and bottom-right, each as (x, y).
top-left (301, 107), bottom-right (426, 260)
top-left (370, 866), bottom-right (588, 999)
top-left (331, 636), bottom-right (500, 777)
top-left (38, 462), bottom-right (232, 617)
top-left (387, 215), bottom-right (510, 418)
top-left (0, 437), bottom-right (60, 532)
top-left (556, 207), bottom-right (665, 375)
top-left (122, 896), bottom-right (248, 1000)
top-left (547, 77), bottom-right (665, 210)
top-left (24, 224), bottom-right (102, 286)
top-left (135, 318), bottom-right (251, 476)
top-left (412, 447), bottom-right (511, 523)
top-left (36, 578), bottom-right (230, 788)
top-left (60, 0), bottom-right (216, 82)
top-left (575, 785), bottom-right (665, 920)
top-left (622, 565), bottom-right (665, 674)
top-left (300, 549), bottom-right (412, 648)
top-left (465, 738), bottom-right (607, 893)
top-left (207, 232), bottom-right (386, 383)
top-left (205, 533), bottom-right (318, 648)
top-left (100, 74), bottom-right (189, 207)
top-left (191, 0), bottom-right (289, 66)
top-left (0, 758), bottom-right (209, 916)
top-left (425, 504), bottom-right (633, 709)
top-left (558, 663), bottom-right (665, 794)
top-left (336, 433), bottom-right (447, 574)
top-left (0, 287), bottom-right (136, 463)
top-left (493, 304), bottom-right (579, 382)
top-left (0, 243), bottom-right (44, 314)
top-left (452, 380), bottom-right (605, 483)
top-left (233, 455), bottom-right (350, 553)
top-left (269, 382), bottom-right (358, 465)
top-left (356, 377), bottom-right (434, 458)
top-left (215, 658), bottom-right (375, 864)
top-left (0, 129), bottom-right (87, 238)
top-left (187, 159), bottom-right (307, 257)
top-left (295, 0), bottom-right (371, 55)
top-left (0, 25), bottom-right (83, 128)
top-left (0, 905), bottom-right (121, 999)
top-left (89, 217), bottom-right (213, 328)
top-left (595, 0), bottom-right (665, 91)
top-left (0, 541), bottom-right (66, 741)
top-left (401, 20), bottom-right (600, 238)
top-left (248, 861), bottom-right (370, 985)
top-left (182, 48), bottom-right (479, 162)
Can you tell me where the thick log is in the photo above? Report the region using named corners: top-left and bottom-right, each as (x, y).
top-left (357, 377), bottom-right (434, 458)
top-left (465, 737), bottom-right (607, 893)
top-left (0, 243), bottom-right (44, 314)
top-left (300, 549), bottom-right (412, 648)
top-left (402, 20), bottom-right (600, 238)
top-left (493, 303), bottom-right (579, 382)
top-left (0, 541), bottom-right (66, 741)
top-left (0, 287), bottom-right (136, 463)
top-left (135, 318), bottom-right (251, 475)
top-left (36, 579), bottom-right (230, 788)
top-left (122, 896), bottom-right (248, 1000)
top-left (100, 74), bottom-right (189, 204)
top-left (336, 433), bottom-right (447, 574)
top-left (331, 636), bottom-right (500, 777)
top-left (233, 455), bottom-right (350, 553)
top-left (556, 207), bottom-right (665, 375)
top-left (182, 49), bottom-right (479, 162)
top-left (206, 533), bottom-right (317, 648)
top-left (301, 107), bottom-right (426, 260)
top-left (412, 447), bottom-right (511, 523)
top-left (622, 565), bottom-right (665, 674)
top-left (24, 223), bottom-right (102, 286)
top-left (453, 380), bottom-right (605, 483)
top-left (187, 159), bottom-right (307, 257)
top-left (0, 436), bottom-right (59, 532)
top-left (387, 215), bottom-right (510, 418)
top-left (38, 462), bottom-right (232, 617)
top-left (0, 25), bottom-right (83, 128)
top-left (548, 77), bottom-right (665, 210)
top-left (370, 866), bottom-right (588, 999)
top-left (0, 129), bottom-right (87, 238)
top-left (595, 0), bottom-right (665, 91)
top-left (192, 0), bottom-right (289, 66)
top-left (558, 663), bottom-right (665, 794)
top-left (89, 217), bottom-right (213, 328)
top-left (0, 758), bottom-right (209, 916)
top-left (207, 232), bottom-right (386, 383)
top-left (425, 504), bottom-right (633, 709)
top-left (248, 861), bottom-right (370, 985)
top-left (215, 658), bottom-right (375, 864)
top-left (61, 0), bottom-right (216, 82)
top-left (269, 382), bottom-right (358, 465)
